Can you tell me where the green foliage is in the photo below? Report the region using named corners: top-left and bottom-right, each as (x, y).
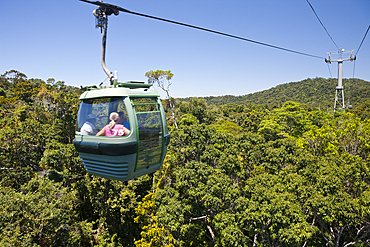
top-left (1, 70), bottom-right (370, 246)
top-left (180, 78), bottom-right (370, 111)
top-left (352, 100), bottom-right (370, 120)
top-left (178, 114), bottom-right (199, 127)
top-left (210, 119), bottom-right (242, 137)
top-left (258, 101), bottom-right (315, 140)
top-left (151, 98), bottom-right (370, 246)
top-left (299, 112), bottom-right (370, 158)
top-left (176, 97), bottom-right (209, 124)
top-left (0, 177), bottom-right (93, 246)
top-left (146, 69), bottom-right (178, 128)
top-left (145, 70), bottom-right (173, 82)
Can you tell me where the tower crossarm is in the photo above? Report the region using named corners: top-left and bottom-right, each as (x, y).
top-left (325, 49), bottom-right (356, 63)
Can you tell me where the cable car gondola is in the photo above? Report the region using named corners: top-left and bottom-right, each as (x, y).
top-left (74, 82), bottom-right (170, 181)
top-left (74, 1), bottom-right (170, 181)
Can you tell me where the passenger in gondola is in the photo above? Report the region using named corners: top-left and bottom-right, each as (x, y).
top-left (80, 114), bottom-right (98, 135)
top-left (96, 112), bottom-right (130, 137)
top-left (118, 111), bottom-right (130, 130)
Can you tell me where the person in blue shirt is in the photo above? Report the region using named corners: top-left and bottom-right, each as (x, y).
top-left (118, 112), bottom-right (130, 130)
top-left (80, 114), bottom-right (98, 135)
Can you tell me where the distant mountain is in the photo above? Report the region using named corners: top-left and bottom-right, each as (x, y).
top-left (180, 78), bottom-right (370, 109)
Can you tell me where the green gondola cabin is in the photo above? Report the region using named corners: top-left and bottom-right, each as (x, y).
top-left (73, 81), bottom-right (170, 181)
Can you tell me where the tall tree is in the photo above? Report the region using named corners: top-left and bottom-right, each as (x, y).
top-left (145, 70), bottom-right (178, 128)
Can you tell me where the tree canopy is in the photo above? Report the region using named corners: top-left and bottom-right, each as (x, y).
top-left (181, 78), bottom-right (370, 111)
top-left (1, 70), bottom-right (370, 246)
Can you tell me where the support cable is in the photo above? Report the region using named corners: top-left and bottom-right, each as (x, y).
top-left (327, 63), bottom-right (332, 78)
top-left (348, 25), bottom-right (369, 108)
top-left (355, 25), bottom-right (370, 57)
top-left (348, 60), bottom-right (356, 108)
top-left (352, 60), bottom-right (356, 79)
top-left (305, 0), bottom-right (339, 49)
top-left (80, 0), bottom-right (325, 59)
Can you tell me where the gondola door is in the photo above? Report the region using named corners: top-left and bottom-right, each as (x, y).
top-left (131, 97), bottom-right (164, 171)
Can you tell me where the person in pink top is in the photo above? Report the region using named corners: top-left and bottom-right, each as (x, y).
top-left (96, 112), bottom-right (130, 137)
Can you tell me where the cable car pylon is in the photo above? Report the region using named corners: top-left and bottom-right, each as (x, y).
top-left (325, 49), bottom-right (356, 112)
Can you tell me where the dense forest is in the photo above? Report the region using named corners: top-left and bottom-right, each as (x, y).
top-left (183, 78), bottom-right (370, 110)
top-left (1, 70), bottom-right (370, 246)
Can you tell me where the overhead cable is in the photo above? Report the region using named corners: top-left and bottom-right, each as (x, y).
top-left (327, 63), bottom-right (332, 78)
top-left (355, 25), bottom-right (370, 57)
top-left (80, 0), bottom-right (325, 59)
top-left (348, 24), bottom-right (369, 107)
top-left (305, 0), bottom-right (339, 49)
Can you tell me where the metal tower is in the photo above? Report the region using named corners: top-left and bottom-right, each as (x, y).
top-left (325, 49), bottom-right (356, 112)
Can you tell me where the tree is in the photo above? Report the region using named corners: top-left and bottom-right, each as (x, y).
top-left (2, 68), bottom-right (370, 246)
top-left (0, 177), bottom-right (93, 246)
top-left (145, 70), bottom-right (178, 128)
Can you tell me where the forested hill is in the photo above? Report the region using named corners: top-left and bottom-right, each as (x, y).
top-left (183, 78), bottom-right (370, 109)
top-left (1, 70), bottom-right (370, 246)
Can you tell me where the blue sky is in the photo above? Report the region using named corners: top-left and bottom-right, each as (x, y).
top-left (1, 0), bottom-right (369, 98)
